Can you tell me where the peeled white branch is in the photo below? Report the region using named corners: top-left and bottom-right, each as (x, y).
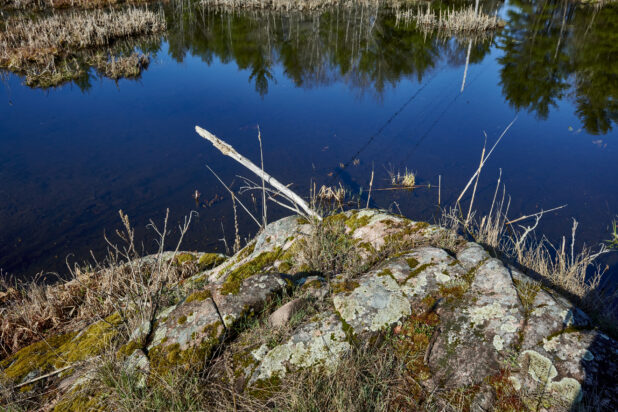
top-left (196, 125), bottom-right (321, 220)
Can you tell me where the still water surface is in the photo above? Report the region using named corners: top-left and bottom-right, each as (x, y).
top-left (1, 0), bottom-right (617, 283)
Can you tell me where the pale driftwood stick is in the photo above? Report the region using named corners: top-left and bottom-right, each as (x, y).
top-left (197, 126), bottom-right (321, 220)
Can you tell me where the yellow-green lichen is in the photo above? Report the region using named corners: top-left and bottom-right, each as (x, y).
top-left (175, 253), bottom-right (197, 265)
top-left (177, 315), bottom-right (187, 325)
top-left (148, 321), bottom-right (222, 375)
top-left (220, 248), bottom-right (282, 295)
top-left (198, 253), bottom-right (227, 270)
top-left (2, 313), bottom-right (122, 383)
top-left (406, 257), bottom-right (420, 269)
top-left (53, 387), bottom-right (105, 412)
top-left (344, 213), bottom-right (371, 232)
top-left (330, 279), bottom-right (360, 295)
top-left (185, 289), bottom-right (212, 303)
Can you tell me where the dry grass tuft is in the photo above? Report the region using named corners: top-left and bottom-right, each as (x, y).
top-left (317, 184), bottom-right (346, 208)
top-left (442, 169), bottom-right (617, 331)
top-left (0, 210), bottom-right (198, 360)
top-left (397, 5), bottom-right (503, 33)
top-left (609, 218), bottom-right (618, 249)
top-left (93, 52), bottom-right (150, 79)
top-left (389, 168), bottom-right (416, 188)
top-left (296, 215), bottom-right (365, 280)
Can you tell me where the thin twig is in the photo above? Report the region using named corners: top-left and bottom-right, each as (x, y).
top-left (438, 174), bottom-right (441, 206)
top-left (257, 125), bottom-right (267, 227)
top-left (456, 117), bottom-right (517, 205)
top-left (505, 205), bottom-right (567, 226)
top-left (366, 165), bottom-right (374, 209)
top-left (206, 165), bottom-right (262, 228)
top-left (13, 363), bottom-right (75, 389)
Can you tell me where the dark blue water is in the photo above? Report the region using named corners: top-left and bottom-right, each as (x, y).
top-left (1, 0), bottom-right (617, 283)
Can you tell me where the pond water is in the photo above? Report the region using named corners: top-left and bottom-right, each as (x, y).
top-left (1, 0), bottom-right (617, 285)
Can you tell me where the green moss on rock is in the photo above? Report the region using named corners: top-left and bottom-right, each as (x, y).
top-left (53, 387), bottom-right (105, 412)
top-left (330, 279), bottom-right (360, 295)
top-left (198, 253), bottom-right (227, 270)
top-left (185, 289), bottom-right (212, 303)
top-left (2, 313), bottom-right (122, 383)
top-left (406, 257), bottom-right (419, 269)
top-left (403, 263), bottom-right (432, 283)
top-left (220, 248), bottom-right (282, 295)
top-left (148, 321), bottom-right (222, 375)
top-left (344, 213), bottom-right (371, 232)
top-left (175, 253), bottom-right (197, 265)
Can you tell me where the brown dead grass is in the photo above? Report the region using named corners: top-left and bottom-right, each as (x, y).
top-left (0, 8), bottom-right (164, 69)
top-left (0, 210), bottom-right (198, 360)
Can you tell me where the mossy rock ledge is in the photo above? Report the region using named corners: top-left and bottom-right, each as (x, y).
top-left (2, 210), bottom-right (617, 410)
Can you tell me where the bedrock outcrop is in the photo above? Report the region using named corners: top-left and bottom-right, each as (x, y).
top-left (2, 210), bottom-right (616, 411)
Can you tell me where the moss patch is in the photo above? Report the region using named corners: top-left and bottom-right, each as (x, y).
top-left (439, 280), bottom-right (469, 300)
top-left (198, 253), bottom-right (227, 270)
top-left (402, 263), bottom-right (432, 284)
top-left (392, 311), bottom-right (440, 381)
top-left (330, 279), bottom-right (360, 295)
top-left (344, 212), bottom-right (371, 233)
top-left (220, 248), bottom-right (282, 295)
top-left (53, 386), bottom-right (105, 412)
top-left (2, 313), bottom-right (122, 383)
top-left (175, 253), bottom-right (197, 266)
top-left (148, 321), bottom-right (222, 375)
top-left (185, 289), bottom-right (212, 303)
top-left (486, 369), bottom-right (526, 411)
top-left (406, 257), bottom-right (419, 269)
top-left (117, 339), bottom-right (143, 358)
